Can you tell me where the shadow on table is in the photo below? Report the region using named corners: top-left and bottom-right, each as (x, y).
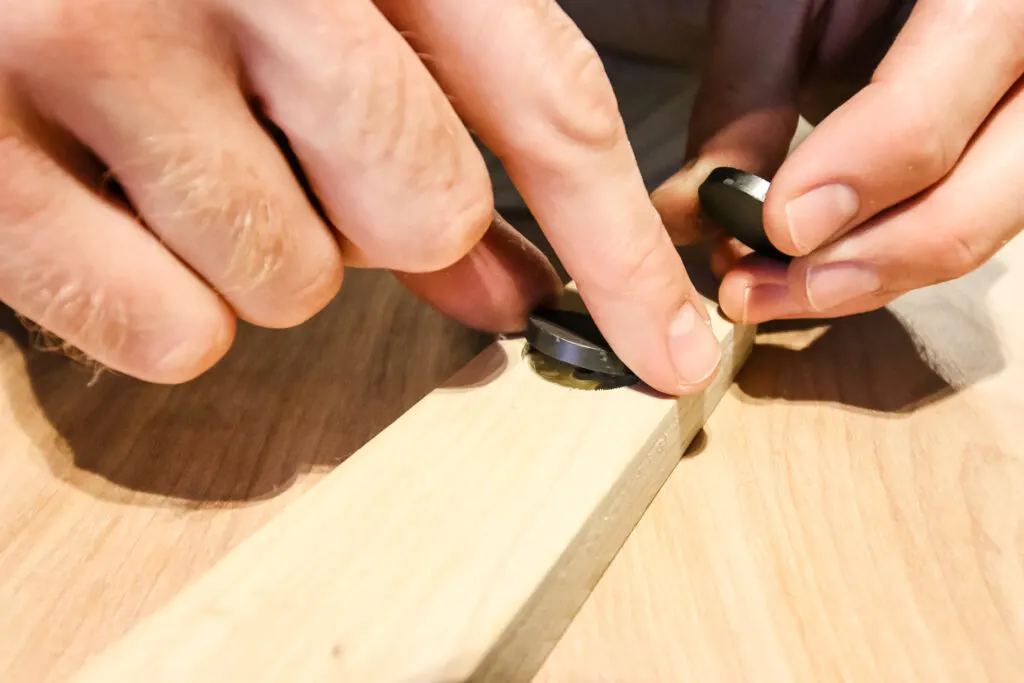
top-left (0, 269), bottom-right (493, 506)
top-left (733, 260), bottom-right (1008, 414)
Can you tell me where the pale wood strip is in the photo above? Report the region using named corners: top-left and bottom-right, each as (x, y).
top-left (69, 296), bottom-right (754, 683)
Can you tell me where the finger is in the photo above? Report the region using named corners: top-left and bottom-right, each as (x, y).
top-left (708, 235), bottom-right (753, 281)
top-left (379, 0), bottom-right (722, 395)
top-left (725, 77), bottom-right (1024, 323)
top-left (650, 0), bottom-right (809, 245)
top-left (765, 0), bottom-right (1024, 257)
top-left (20, 12), bottom-right (344, 329)
top-left (718, 257), bottom-right (809, 324)
top-left (395, 212), bottom-right (563, 334)
top-left (220, 0), bottom-right (494, 274)
top-left (0, 95), bottom-right (233, 383)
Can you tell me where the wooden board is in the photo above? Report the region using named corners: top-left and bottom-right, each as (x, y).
top-left (64, 281), bottom-right (753, 682)
top-left (0, 269), bottom-right (493, 683)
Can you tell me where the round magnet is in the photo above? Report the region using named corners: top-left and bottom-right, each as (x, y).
top-left (525, 306), bottom-right (635, 380)
top-left (698, 167), bottom-right (791, 262)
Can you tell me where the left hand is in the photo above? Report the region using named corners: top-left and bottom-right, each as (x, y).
top-left (649, 0), bottom-right (1024, 323)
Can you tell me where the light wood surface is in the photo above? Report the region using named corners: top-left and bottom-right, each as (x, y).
top-left (0, 269), bottom-right (493, 683)
top-left (534, 239), bottom-right (1024, 682)
top-left (523, 52), bottom-right (1024, 683)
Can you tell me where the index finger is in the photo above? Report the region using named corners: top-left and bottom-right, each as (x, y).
top-left (377, 0), bottom-right (721, 395)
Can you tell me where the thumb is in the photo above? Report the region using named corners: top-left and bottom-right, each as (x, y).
top-left (652, 0), bottom-right (816, 245)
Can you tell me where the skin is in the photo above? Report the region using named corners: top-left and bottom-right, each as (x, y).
top-left (0, 1), bottom-right (1020, 396)
top-left (0, 0), bottom-right (720, 397)
top-left (638, 0), bottom-right (1024, 327)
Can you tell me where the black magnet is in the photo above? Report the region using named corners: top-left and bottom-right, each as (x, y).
top-left (698, 167), bottom-right (792, 262)
top-left (525, 304), bottom-right (637, 385)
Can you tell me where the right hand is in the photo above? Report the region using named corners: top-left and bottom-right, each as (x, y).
top-left (0, 0), bottom-right (723, 395)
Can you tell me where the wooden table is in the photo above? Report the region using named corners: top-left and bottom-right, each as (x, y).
top-left (2, 54), bottom-right (1023, 683)
top-left (533, 239), bottom-right (1024, 682)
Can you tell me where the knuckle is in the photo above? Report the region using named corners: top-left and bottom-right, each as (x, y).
top-left (267, 23), bottom-right (414, 157)
top-left (588, 214), bottom-right (677, 297)
top-left (146, 145), bottom-right (284, 287)
top-left (409, 183), bottom-right (495, 273)
top-left (10, 261), bottom-right (232, 383)
top-left (933, 229), bottom-right (987, 281)
top-left (343, 50), bottom-right (420, 164)
top-left (0, 129), bottom-right (64, 227)
top-left (140, 140), bottom-right (343, 326)
top-left (346, 118), bottom-right (494, 274)
top-left (294, 254), bottom-right (345, 309)
top-left (26, 277), bottom-right (133, 371)
top-left (254, 247), bottom-right (344, 328)
top-left (375, 69), bottom-right (489, 225)
top-left (49, 287), bottom-right (133, 370)
top-left (220, 194), bottom-right (294, 294)
top-left (16, 1), bottom-right (128, 77)
top-left (12, 0), bottom-right (216, 82)
top-left (208, 192), bottom-right (341, 326)
top-left (134, 305), bottom-right (234, 384)
top-left (501, 18), bottom-right (624, 163)
top-left (896, 109), bottom-right (959, 182)
top-left (261, 48), bottom-right (494, 274)
top-left (610, 232), bottom-right (662, 292)
top-left (391, 179), bottom-right (491, 274)
top-left (984, 2), bottom-right (1024, 73)
top-left (544, 34), bottom-right (623, 149)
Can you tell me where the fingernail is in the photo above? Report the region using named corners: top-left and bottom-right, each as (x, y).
top-left (669, 301), bottom-right (721, 387)
top-left (785, 184), bottom-right (859, 254)
top-left (805, 262), bottom-right (882, 311)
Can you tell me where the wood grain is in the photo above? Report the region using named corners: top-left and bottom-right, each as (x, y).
top-left (64, 280), bottom-right (752, 683)
top-left (0, 269), bottom-right (491, 683)
top-left (535, 238), bottom-right (1024, 683)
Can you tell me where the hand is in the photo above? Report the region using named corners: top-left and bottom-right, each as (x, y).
top-left (0, 0), bottom-right (724, 395)
top-left (651, 0), bottom-right (1024, 323)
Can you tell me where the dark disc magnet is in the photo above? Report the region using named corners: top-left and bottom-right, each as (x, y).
top-left (698, 167), bottom-right (792, 262)
top-left (525, 302), bottom-right (637, 386)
